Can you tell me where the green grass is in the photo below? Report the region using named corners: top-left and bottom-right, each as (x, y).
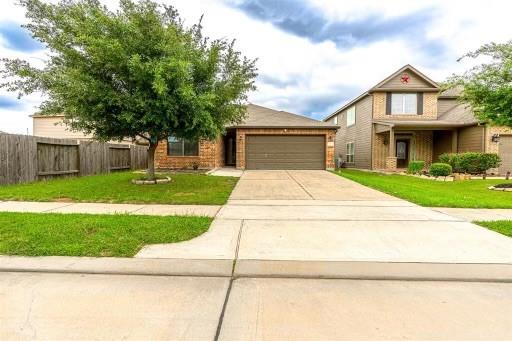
top-left (336, 169), bottom-right (512, 208)
top-left (0, 172), bottom-right (238, 205)
top-left (0, 212), bottom-right (211, 257)
top-left (474, 221), bottom-right (512, 238)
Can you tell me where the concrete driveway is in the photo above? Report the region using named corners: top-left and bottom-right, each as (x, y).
top-left (138, 169), bottom-right (512, 276)
top-left (227, 170), bottom-right (512, 273)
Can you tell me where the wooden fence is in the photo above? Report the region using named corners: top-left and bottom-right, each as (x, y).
top-left (0, 133), bottom-right (148, 185)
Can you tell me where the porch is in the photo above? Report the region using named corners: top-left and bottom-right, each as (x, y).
top-left (373, 122), bottom-right (459, 171)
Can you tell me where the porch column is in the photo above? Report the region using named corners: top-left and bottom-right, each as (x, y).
top-left (386, 127), bottom-right (397, 171)
top-left (452, 129), bottom-right (458, 153)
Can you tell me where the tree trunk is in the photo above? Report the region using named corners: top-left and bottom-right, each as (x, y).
top-left (147, 141), bottom-right (158, 180)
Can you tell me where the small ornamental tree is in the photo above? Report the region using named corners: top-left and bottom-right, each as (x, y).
top-left (444, 40), bottom-right (512, 127)
top-left (1, 0), bottom-right (257, 180)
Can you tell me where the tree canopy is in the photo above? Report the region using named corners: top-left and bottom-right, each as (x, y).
top-left (1, 0), bottom-right (257, 178)
top-left (445, 40), bottom-right (512, 127)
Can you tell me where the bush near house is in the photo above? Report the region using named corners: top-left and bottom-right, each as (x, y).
top-left (439, 152), bottom-right (500, 176)
top-left (429, 163), bottom-right (453, 177)
top-left (407, 161), bottom-right (425, 174)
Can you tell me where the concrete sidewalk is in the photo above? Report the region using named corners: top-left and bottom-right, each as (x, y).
top-left (0, 200), bottom-right (220, 217)
top-left (432, 207), bottom-right (512, 221)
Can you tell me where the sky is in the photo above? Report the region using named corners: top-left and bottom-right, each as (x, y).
top-left (0, 0), bottom-right (511, 134)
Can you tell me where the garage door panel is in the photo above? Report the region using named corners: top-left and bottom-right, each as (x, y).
top-left (245, 135), bottom-right (325, 170)
top-left (499, 136), bottom-right (512, 175)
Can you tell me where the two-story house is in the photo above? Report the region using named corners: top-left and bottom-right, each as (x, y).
top-left (324, 64), bottom-right (512, 174)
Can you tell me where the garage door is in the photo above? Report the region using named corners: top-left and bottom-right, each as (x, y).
top-left (499, 136), bottom-right (512, 175)
top-left (245, 135), bottom-right (325, 170)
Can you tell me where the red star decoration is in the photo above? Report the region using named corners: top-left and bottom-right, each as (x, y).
top-left (400, 74), bottom-right (410, 84)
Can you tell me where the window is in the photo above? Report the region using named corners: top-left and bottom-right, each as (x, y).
top-left (167, 136), bottom-right (199, 156)
top-left (346, 142), bottom-right (354, 163)
top-left (346, 106), bottom-right (356, 126)
top-left (333, 115), bottom-right (338, 125)
top-left (391, 93), bottom-right (417, 114)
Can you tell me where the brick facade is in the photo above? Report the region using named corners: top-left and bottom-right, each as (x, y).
top-left (155, 137), bottom-right (224, 170)
top-left (154, 128), bottom-right (337, 170)
top-left (373, 92), bottom-right (437, 119)
top-left (235, 128), bottom-right (337, 170)
top-left (373, 130), bottom-right (433, 170)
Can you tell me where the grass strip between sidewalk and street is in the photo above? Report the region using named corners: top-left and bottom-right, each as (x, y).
top-left (0, 171), bottom-right (238, 205)
top-left (475, 220), bottom-right (512, 238)
top-left (0, 212), bottom-right (211, 257)
top-left (336, 169), bottom-right (512, 208)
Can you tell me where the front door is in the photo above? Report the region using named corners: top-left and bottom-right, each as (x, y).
top-left (396, 140), bottom-right (409, 168)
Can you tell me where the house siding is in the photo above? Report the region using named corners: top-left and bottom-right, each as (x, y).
top-left (433, 131), bottom-right (454, 161)
top-left (411, 131), bottom-right (433, 166)
top-left (333, 95), bottom-right (372, 168)
top-left (457, 126), bottom-right (484, 152)
top-left (33, 116), bottom-right (91, 139)
top-left (437, 98), bottom-right (458, 114)
top-left (379, 72), bottom-right (435, 89)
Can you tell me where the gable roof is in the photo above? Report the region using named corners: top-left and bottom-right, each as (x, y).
top-left (230, 103), bottom-right (338, 129)
top-left (324, 64), bottom-right (440, 122)
top-left (369, 64), bottom-right (439, 91)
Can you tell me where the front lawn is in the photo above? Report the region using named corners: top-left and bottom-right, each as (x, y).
top-left (336, 169), bottom-right (512, 208)
top-left (0, 172), bottom-right (238, 205)
top-left (475, 221), bottom-right (512, 238)
top-left (0, 212), bottom-right (211, 257)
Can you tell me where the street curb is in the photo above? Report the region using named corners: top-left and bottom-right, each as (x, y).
top-left (235, 259), bottom-right (512, 282)
top-left (0, 256), bottom-right (232, 277)
top-left (2, 256), bottom-right (512, 282)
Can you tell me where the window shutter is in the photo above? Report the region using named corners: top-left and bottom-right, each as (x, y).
top-left (385, 93), bottom-right (392, 115)
top-left (417, 93), bottom-right (423, 115)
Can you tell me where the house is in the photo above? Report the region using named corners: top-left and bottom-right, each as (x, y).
top-left (323, 64), bottom-right (512, 174)
top-left (32, 114), bottom-right (141, 144)
top-left (155, 104), bottom-right (338, 170)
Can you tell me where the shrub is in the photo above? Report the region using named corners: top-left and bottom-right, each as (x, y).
top-left (439, 152), bottom-right (501, 175)
top-left (429, 163), bottom-right (452, 177)
top-left (478, 153), bottom-right (501, 174)
top-left (407, 160), bottom-right (425, 174)
top-left (439, 153), bottom-right (462, 173)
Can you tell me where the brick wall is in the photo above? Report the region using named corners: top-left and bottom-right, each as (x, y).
top-left (372, 132), bottom-right (388, 169)
top-left (486, 126), bottom-right (512, 174)
top-left (373, 92), bottom-right (437, 119)
top-left (372, 130), bottom-right (433, 170)
top-left (155, 137), bottom-right (224, 170)
top-left (235, 128), bottom-right (337, 170)
top-left (486, 126), bottom-right (512, 154)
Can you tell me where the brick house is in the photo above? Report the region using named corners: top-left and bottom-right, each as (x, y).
top-left (323, 64), bottom-right (512, 174)
top-left (155, 104), bottom-right (338, 170)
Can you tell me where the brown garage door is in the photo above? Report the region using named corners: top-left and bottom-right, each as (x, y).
top-left (245, 135), bottom-right (325, 170)
top-left (499, 136), bottom-right (512, 175)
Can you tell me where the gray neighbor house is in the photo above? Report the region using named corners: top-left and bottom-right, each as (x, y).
top-left (323, 64), bottom-right (512, 174)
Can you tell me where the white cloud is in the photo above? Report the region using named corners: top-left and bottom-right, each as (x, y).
top-left (0, 0), bottom-right (511, 133)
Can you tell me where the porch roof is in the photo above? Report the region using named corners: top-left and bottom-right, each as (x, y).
top-left (374, 119), bottom-right (477, 130)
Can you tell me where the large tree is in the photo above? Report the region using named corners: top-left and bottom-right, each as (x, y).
top-left (445, 40), bottom-right (512, 127)
top-left (1, 0), bottom-right (257, 179)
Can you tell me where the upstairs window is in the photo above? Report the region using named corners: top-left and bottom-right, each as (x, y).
top-left (167, 136), bottom-right (199, 156)
top-left (333, 115), bottom-right (338, 125)
top-left (346, 106), bottom-right (356, 126)
top-left (391, 93), bottom-right (417, 114)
